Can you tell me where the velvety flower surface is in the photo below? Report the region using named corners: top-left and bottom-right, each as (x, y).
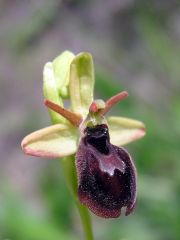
top-left (76, 124), bottom-right (136, 218)
top-left (21, 51), bottom-right (146, 219)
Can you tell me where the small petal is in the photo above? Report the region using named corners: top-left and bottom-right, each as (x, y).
top-left (100, 91), bottom-right (128, 115)
top-left (44, 99), bottom-right (83, 127)
top-left (108, 116), bottom-right (146, 146)
top-left (21, 124), bottom-right (78, 158)
top-left (69, 52), bottom-right (95, 118)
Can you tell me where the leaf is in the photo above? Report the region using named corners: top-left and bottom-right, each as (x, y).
top-left (21, 124), bottom-right (78, 158)
top-left (108, 116), bottom-right (146, 146)
top-left (69, 52), bottom-right (95, 118)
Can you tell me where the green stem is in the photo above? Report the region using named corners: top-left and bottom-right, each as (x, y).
top-left (76, 201), bottom-right (93, 240)
top-left (61, 156), bottom-right (94, 240)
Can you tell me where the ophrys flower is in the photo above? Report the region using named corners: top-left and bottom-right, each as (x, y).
top-left (21, 51), bottom-right (146, 218)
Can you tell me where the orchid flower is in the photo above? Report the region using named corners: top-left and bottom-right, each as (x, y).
top-left (21, 51), bottom-right (146, 239)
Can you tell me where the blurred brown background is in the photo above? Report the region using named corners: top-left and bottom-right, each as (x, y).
top-left (0, 1), bottom-right (180, 240)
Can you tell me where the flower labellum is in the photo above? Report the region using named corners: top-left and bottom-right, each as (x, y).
top-left (76, 123), bottom-right (136, 218)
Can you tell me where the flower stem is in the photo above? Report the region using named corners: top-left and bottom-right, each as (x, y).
top-left (61, 156), bottom-right (94, 240)
top-left (76, 201), bottom-right (93, 240)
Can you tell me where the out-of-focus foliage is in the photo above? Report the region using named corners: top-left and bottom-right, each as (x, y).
top-left (0, 0), bottom-right (179, 239)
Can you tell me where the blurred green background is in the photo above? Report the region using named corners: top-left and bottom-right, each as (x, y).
top-left (0, 0), bottom-right (180, 239)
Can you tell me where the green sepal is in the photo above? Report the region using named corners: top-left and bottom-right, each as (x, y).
top-left (69, 52), bottom-right (94, 118)
top-left (108, 116), bottom-right (146, 146)
top-left (21, 124), bottom-right (78, 158)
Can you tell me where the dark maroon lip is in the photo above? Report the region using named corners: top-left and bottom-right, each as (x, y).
top-left (76, 124), bottom-right (137, 218)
